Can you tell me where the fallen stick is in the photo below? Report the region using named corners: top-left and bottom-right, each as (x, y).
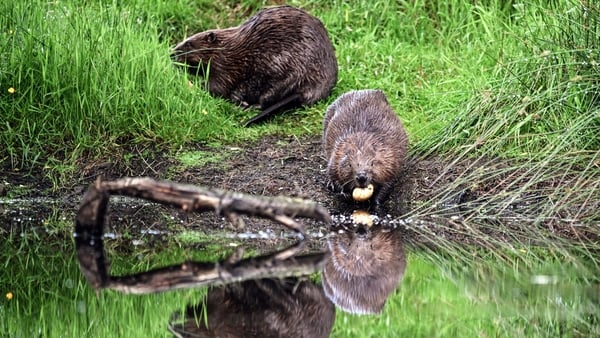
top-left (74, 177), bottom-right (330, 293)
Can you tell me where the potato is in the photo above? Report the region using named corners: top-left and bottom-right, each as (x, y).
top-left (352, 184), bottom-right (374, 202)
top-left (352, 209), bottom-right (373, 227)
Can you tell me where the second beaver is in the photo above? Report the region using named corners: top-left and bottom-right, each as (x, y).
top-left (323, 89), bottom-right (408, 210)
top-left (172, 5), bottom-right (338, 126)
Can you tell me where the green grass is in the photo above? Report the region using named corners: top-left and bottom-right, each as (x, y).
top-left (415, 1), bottom-right (600, 158)
top-left (174, 148), bottom-right (232, 169)
top-left (1, 0), bottom-right (517, 173)
top-left (1, 0), bottom-right (599, 337)
top-left (2, 1), bottom-right (596, 170)
top-left (1, 0), bottom-right (246, 170)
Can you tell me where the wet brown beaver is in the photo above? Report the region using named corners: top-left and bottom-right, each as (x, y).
top-left (323, 89), bottom-right (408, 210)
top-left (321, 225), bottom-right (406, 314)
top-left (172, 5), bottom-right (338, 126)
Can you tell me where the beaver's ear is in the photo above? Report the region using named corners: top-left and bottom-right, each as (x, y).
top-left (207, 32), bottom-right (217, 43)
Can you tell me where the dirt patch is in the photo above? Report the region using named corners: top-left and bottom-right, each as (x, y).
top-left (1, 134), bottom-right (597, 251)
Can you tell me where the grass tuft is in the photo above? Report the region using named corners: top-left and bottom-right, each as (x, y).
top-left (415, 1), bottom-right (600, 159)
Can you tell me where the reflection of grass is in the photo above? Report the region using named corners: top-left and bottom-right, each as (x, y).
top-left (333, 251), bottom-right (598, 337)
top-left (174, 229), bottom-right (210, 244)
top-left (333, 253), bottom-right (494, 337)
top-left (3, 230), bottom-right (596, 337)
top-left (0, 226), bottom-right (209, 336)
top-left (172, 230), bottom-right (233, 252)
top-left (0, 223), bottom-right (260, 337)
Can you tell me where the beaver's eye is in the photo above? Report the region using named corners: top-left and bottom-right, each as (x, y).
top-left (207, 32), bottom-right (217, 43)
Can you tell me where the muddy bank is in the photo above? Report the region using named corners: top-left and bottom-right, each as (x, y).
top-left (1, 135), bottom-right (597, 250)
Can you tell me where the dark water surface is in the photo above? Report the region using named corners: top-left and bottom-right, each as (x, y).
top-left (1, 187), bottom-right (598, 337)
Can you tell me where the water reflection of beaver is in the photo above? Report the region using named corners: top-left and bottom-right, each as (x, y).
top-left (322, 225), bottom-right (406, 314)
top-left (168, 278), bottom-right (335, 338)
top-left (323, 89), bottom-right (408, 210)
top-left (172, 5), bottom-right (338, 126)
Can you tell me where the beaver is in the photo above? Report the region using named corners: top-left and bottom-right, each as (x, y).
top-left (321, 225), bottom-right (406, 314)
top-left (323, 89), bottom-right (408, 210)
top-left (172, 5), bottom-right (338, 126)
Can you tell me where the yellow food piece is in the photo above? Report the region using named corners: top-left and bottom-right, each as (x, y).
top-left (352, 209), bottom-right (373, 227)
top-left (352, 184), bottom-right (374, 201)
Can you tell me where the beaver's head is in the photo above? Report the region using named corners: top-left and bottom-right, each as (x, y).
top-left (171, 28), bottom-right (237, 76)
top-left (329, 132), bottom-right (381, 192)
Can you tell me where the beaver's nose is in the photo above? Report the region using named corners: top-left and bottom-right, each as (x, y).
top-left (355, 225), bottom-right (367, 237)
top-left (356, 172), bottom-right (368, 185)
top-left (170, 48), bottom-right (181, 61)
top-left (171, 41), bottom-right (191, 60)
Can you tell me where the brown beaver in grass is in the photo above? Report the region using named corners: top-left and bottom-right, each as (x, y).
top-left (172, 5), bottom-right (338, 127)
top-left (323, 89), bottom-right (408, 211)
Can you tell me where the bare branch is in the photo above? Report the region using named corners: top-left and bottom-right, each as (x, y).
top-left (74, 177), bottom-right (331, 293)
top-left (96, 177), bottom-right (331, 232)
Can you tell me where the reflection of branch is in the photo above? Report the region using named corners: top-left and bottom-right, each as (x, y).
top-left (74, 177), bottom-right (331, 293)
top-left (108, 244), bottom-right (328, 294)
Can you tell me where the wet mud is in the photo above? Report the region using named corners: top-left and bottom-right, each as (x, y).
top-left (1, 134), bottom-right (597, 249)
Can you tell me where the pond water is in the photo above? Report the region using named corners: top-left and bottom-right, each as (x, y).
top-left (1, 181), bottom-right (598, 337)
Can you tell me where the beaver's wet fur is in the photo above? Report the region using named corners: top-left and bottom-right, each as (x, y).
top-left (323, 89), bottom-right (408, 210)
top-left (172, 5), bottom-right (338, 126)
